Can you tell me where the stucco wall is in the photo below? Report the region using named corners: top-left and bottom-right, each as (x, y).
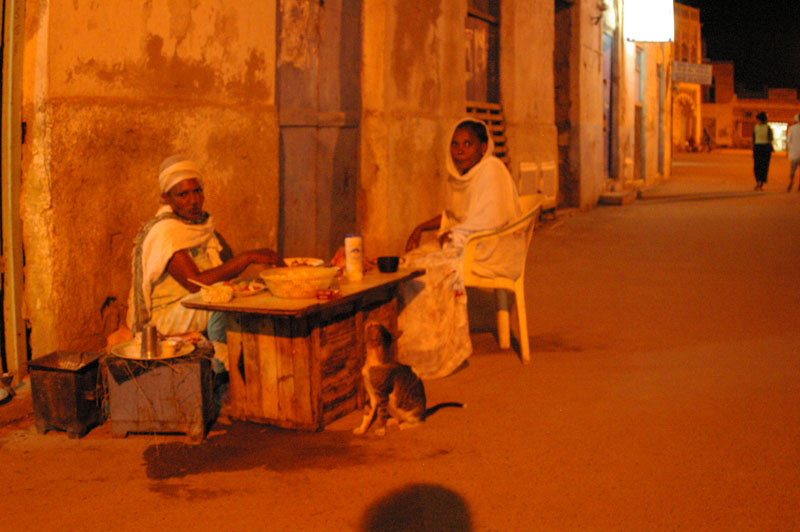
top-left (617, 38), bottom-right (638, 186)
top-left (701, 101), bottom-right (736, 147)
top-left (21, 1), bottom-right (279, 355)
top-left (360, 0), bottom-right (464, 257)
top-left (570, 0), bottom-right (606, 209)
top-left (361, 0), bottom-right (558, 256)
top-left (501, 1), bottom-right (557, 185)
top-left (672, 83), bottom-right (702, 150)
top-left (642, 42), bottom-right (671, 184)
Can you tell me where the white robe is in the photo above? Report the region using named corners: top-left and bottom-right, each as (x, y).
top-left (398, 118), bottom-right (522, 379)
top-left (127, 205), bottom-right (223, 336)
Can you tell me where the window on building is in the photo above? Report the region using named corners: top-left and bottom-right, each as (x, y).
top-left (636, 47), bottom-right (644, 103)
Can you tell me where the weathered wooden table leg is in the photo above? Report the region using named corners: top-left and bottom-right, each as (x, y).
top-left (226, 290), bottom-right (400, 431)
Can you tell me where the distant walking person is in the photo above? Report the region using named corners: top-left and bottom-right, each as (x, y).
top-left (752, 111), bottom-right (773, 191)
top-left (787, 113), bottom-right (800, 191)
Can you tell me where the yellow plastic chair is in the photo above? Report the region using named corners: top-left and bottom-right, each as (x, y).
top-left (462, 194), bottom-right (544, 363)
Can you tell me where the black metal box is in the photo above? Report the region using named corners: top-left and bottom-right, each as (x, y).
top-left (29, 350), bottom-right (105, 438)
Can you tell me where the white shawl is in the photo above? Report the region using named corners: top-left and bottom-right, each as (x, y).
top-left (439, 118), bottom-right (522, 277)
top-left (132, 205), bottom-right (223, 330)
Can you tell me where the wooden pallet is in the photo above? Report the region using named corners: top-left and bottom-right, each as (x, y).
top-left (466, 100), bottom-right (509, 166)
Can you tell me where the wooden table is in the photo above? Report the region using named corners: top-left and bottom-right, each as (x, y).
top-left (182, 269), bottom-right (422, 431)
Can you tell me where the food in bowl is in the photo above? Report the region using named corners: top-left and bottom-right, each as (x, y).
top-left (159, 339), bottom-right (183, 357)
top-left (224, 278), bottom-right (267, 296)
top-left (200, 283), bottom-right (234, 303)
top-left (259, 266), bottom-right (339, 298)
top-left (284, 257), bottom-right (325, 267)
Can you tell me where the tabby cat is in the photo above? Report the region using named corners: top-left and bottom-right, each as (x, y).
top-left (353, 321), bottom-right (462, 436)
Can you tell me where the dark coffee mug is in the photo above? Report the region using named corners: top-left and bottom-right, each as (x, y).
top-left (377, 256), bottom-right (400, 273)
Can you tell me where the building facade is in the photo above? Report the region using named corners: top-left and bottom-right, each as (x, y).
top-left (703, 62), bottom-right (800, 150)
top-left (1, 0), bottom-right (672, 374)
top-left (555, 0), bottom-right (672, 208)
top-left (671, 2), bottom-right (703, 152)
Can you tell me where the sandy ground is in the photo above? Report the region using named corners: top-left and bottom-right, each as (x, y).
top-left (2, 149), bottom-right (799, 531)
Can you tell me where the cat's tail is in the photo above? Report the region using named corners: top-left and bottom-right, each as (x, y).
top-left (424, 402), bottom-right (465, 419)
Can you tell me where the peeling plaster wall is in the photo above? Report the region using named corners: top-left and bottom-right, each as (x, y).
top-left (361, 0), bottom-right (464, 257)
top-left (21, 1), bottom-right (278, 355)
top-left (361, 0), bottom-right (558, 256)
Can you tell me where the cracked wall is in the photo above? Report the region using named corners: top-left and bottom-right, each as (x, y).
top-left (21, 0), bottom-right (278, 354)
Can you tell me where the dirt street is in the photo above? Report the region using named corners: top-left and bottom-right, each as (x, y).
top-left (2, 150), bottom-right (799, 531)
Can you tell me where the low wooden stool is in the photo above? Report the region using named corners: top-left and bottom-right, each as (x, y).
top-left (105, 353), bottom-right (215, 443)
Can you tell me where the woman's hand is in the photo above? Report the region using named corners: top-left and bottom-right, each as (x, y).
top-left (405, 215), bottom-right (442, 252)
top-left (169, 247), bottom-right (284, 292)
top-left (405, 229), bottom-right (422, 252)
top-left (248, 249), bottom-right (285, 267)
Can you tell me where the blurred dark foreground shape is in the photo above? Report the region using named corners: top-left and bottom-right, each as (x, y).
top-left (360, 483), bottom-right (473, 532)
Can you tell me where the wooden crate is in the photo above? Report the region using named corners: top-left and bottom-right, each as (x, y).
top-left (105, 355), bottom-right (214, 443)
top-left (29, 350), bottom-right (105, 439)
top-left (226, 294), bottom-right (398, 431)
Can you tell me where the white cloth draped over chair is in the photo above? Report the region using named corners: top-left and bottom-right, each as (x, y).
top-left (462, 193), bottom-right (544, 363)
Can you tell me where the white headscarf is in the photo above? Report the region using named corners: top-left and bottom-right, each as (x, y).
top-left (440, 118), bottom-right (520, 244)
top-left (439, 118), bottom-right (524, 280)
top-left (444, 118), bottom-right (495, 187)
top-left (158, 154), bottom-right (203, 195)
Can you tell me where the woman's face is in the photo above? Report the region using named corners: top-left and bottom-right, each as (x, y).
top-left (162, 178), bottom-right (205, 222)
top-left (451, 127), bottom-right (487, 174)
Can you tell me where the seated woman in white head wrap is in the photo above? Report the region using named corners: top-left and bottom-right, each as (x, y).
top-left (398, 118), bottom-right (522, 379)
top-left (126, 155), bottom-right (283, 368)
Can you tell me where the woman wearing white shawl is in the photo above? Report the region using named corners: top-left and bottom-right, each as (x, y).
top-left (398, 118), bottom-right (522, 379)
top-left (127, 155), bottom-right (282, 362)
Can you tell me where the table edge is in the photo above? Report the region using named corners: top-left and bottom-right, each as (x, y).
top-left (181, 268), bottom-right (423, 317)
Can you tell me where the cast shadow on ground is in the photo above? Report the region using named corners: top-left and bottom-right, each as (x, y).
top-left (141, 419), bottom-right (456, 482)
top-left (360, 483), bottom-right (473, 532)
top-left (527, 332), bottom-right (585, 353)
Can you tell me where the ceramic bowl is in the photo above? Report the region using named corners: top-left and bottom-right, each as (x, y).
top-left (259, 266), bottom-right (339, 298)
